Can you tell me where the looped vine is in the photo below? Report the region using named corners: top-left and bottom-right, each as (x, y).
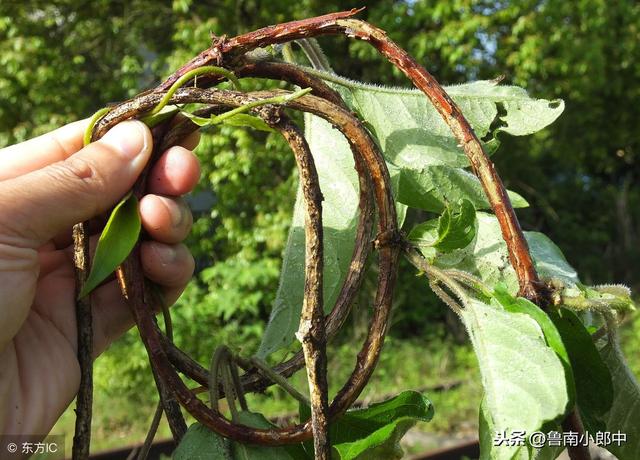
top-left (71, 9), bottom-right (589, 460)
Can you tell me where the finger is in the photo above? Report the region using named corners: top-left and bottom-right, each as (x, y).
top-left (139, 195), bottom-right (193, 244)
top-left (147, 146), bottom-right (200, 196)
top-left (91, 241), bottom-right (194, 356)
top-left (179, 130), bottom-right (201, 151)
top-left (0, 119), bottom-right (88, 181)
top-left (0, 121), bottom-right (152, 248)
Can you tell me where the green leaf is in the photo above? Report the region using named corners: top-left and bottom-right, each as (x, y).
top-left (434, 199), bottom-right (477, 252)
top-left (599, 343), bottom-right (640, 459)
top-left (332, 418), bottom-right (418, 460)
top-left (301, 390), bottom-right (433, 445)
top-left (333, 78), bottom-right (564, 168)
top-left (79, 194), bottom-right (141, 298)
top-left (426, 212), bottom-right (579, 294)
top-left (549, 309), bottom-right (613, 432)
top-left (307, 391), bottom-right (434, 460)
top-left (173, 423), bottom-right (232, 460)
top-left (408, 199), bottom-right (477, 253)
top-left (231, 411), bottom-right (308, 460)
top-left (461, 298), bottom-right (570, 460)
top-left (398, 165), bottom-right (528, 213)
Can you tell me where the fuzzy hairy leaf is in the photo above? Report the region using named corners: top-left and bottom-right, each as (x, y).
top-left (334, 79), bottom-right (564, 168)
top-left (549, 309), bottom-right (613, 433)
top-left (398, 165), bottom-right (528, 212)
top-left (79, 194), bottom-right (140, 298)
top-left (599, 343), bottom-right (640, 460)
top-left (462, 298), bottom-right (570, 460)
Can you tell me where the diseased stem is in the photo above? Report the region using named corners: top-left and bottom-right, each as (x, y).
top-left (271, 117), bottom-right (330, 458)
top-left (72, 222), bottom-right (92, 460)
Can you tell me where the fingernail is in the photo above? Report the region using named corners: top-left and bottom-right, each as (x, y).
top-left (101, 121), bottom-right (149, 161)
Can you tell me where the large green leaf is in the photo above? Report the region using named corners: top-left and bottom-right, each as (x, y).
top-left (398, 165), bottom-right (528, 213)
top-left (461, 298), bottom-right (570, 460)
top-left (494, 289), bottom-right (576, 406)
top-left (259, 76), bottom-right (564, 357)
top-left (173, 415), bottom-right (308, 460)
top-left (256, 114), bottom-right (362, 357)
top-left (301, 391), bottom-right (433, 460)
top-left (300, 390), bottom-right (433, 445)
top-left (599, 343), bottom-right (640, 460)
top-left (230, 411), bottom-right (307, 460)
top-left (335, 79), bottom-right (564, 168)
top-left (79, 194), bottom-right (141, 298)
top-left (173, 423), bottom-right (232, 460)
top-left (424, 212), bottom-right (579, 294)
top-left (549, 308), bottom-right (613, 433)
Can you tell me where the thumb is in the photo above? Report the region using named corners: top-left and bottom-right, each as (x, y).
top-left (0, 120), bottom-right (152, 247)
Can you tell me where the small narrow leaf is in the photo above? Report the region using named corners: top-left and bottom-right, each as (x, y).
top-left (221, 113), bottom-right (275, 132)
top-left (79, 194), bottom-right (141, 298)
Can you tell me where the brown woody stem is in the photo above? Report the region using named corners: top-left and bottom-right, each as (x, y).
top-left (72, 222), bottom-right (92, 460)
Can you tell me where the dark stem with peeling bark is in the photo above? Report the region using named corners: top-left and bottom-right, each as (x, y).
top-left (72, 222), bottom-right (92, 460)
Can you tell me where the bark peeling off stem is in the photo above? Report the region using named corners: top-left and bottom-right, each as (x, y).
top-left (72, 222), bottom-right (92, 460)
top-left (270, 117), bottom-right (330, 458)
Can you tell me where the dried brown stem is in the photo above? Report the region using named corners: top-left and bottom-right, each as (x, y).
top-left (271, 116), bottom-right (329, 457)
top-left (72, 222), bottom-right (92, 460)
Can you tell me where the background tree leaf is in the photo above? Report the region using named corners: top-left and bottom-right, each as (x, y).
top-left (79, 194), bottom-right (140, 298)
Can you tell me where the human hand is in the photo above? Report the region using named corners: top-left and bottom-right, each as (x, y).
top-left (0, 120), bottom-right (200, 436)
